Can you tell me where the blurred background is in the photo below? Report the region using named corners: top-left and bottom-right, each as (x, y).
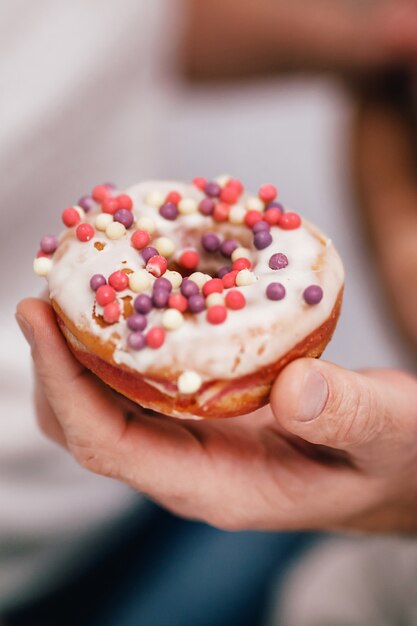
top-left (2, 1), bottom-right (417, 625)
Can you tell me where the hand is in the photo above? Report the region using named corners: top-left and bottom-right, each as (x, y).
top-left (16, 298), bottom-right (417, 533)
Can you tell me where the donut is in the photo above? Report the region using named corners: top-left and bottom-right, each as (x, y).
top-left (33, 177), bottom-right (344, 419)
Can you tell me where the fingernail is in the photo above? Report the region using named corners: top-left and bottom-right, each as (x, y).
top-left (296, 370), bottom-right (328, 421)
top-left (15, 314), bottom-right (34, 348)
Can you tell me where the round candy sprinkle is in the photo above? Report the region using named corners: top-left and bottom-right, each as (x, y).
top-left (269, 253), bottom-right (288, 270)
top-left (62, 207), bottom-right (81, 227)
top-left (168, 293), bottom-right (188, 312)
top-left (244, 210), bottom-right (263, 228)
top-left (246, 196), bottom-right (264, 212)
top-left (131, 229), bottom-right (151, 250)
top-left (264, 207), bottom-right (282, 226)
top-left (134, 294), bottom-right (152, 314)
top-left (103, 301), bottom-right (120, 324)
top-left (90, 274), bottom-right (107, 291)
top-left (267, 201), bottom-right (284, 211)
top-left (193, 177), bottom-right (207, 190)
top-left (96, 285), bottom-right (116, 306)
top-left (129, 270), bottom-right (151, 293)
top-left (231, 247), bottom-right (251, 262)
top-left (303, 285), bottom-right (323, 305)
top-left (108, 270), bottom-right (129, 291)
top-left (36, 249), bottom-right (49, 258)
top-left (114, 208), bottom-right (134, 229)
top-left (206, 305), bottom-right (227, 325)
top-left (136, 216), bottom-right (156, 234)
top-left (145, 191), bottom-right (165, 208)
top-left (253, 230), bottom-right (273, 250)
top-left (127, 332), bottom-right (146, 350)
top-left (162, 309), bottom-right (184, 331)
top-left (225, 290), bottom-right (246, 310)
top-left (201, 232), bottom-right (221, 253)
top-left (106, 222), bottom-right (126, 240)
top-left (92, 184), bottom-right (111, 202)
top-left (229, 205), bottom-right (246, 225)
top-left (181, 279), bottom-right (199, 298)
top-left (154, 236), bottom-right (175, 257)
top-left (266, 282), bottom-right (286, 301)
top-left (215, 174), bottom-right (231, 188)
top-left (76, 223), bottom-right (95, 242)
top-left (202, 278), bottom-right (223, 297)
top-left (227, 178), bottom-right (244, 195)
top-left (252, 220), bottom-right (270, 233)
top-left (199, 198), bottom-right (215, 216)
top-left (178, 198), bottom-right (198, 215)
top-left (40, 235), bottom-right (58, 254)
top-left (127, 313), bottom-right (147, 332)
top-left (188, 294), bottom-right (206, 313)
top-left (179, 249), bottom-right (199, 270)
top-left (152, 289), bottom-right (170, 309)
top-left (258, 184), bottom-right (277, 203)
top-left (213, 202), bottom-right (230, 222)
top-left (78, 195), bottom-right (95, 212)
top-left (116, 194), bottom-right (133, 211)
top-left (33, 257), bottom-right (52, 276)
top-left (159, 202), bottom-right (179, 221)
top-left (141, 246), bottom-right (159, 262)
top-left (236, 269), bottom-right (256, 286)
top-left (206, 293), bottom-right (224, 308)
top-left (153, 277), bottom-right (172, 292)
top-left (221, 270), bottom-right (238, 289)
top-left (101, 197), bottom-right (119, 215)
top-left (95, 213), bottom-right (113, 231)
top-left (164, 270), bottom-right (183, 289)
top-left (166, 191), bottom-right (181, 205)
top-left (204, 181), bottom-right (221, 198)
top-left (220, 186), bottom-right (240, 204)
top-left (217, 266), bottom-right (231, 279)
top-left (189, 272), bottom-right (210, 289)
top-left (177, 371), bottom-right (202, 395)
top-left (232, 257), bottom-right (251, 271)
top-left (146, 327), bottom-right (165, 349)
top-left (280, 212), bottom-right (301, 230)
top-left (146, 255), bottom-right (167, 278)
top-left (220, 239), bottom-right (238, 258)
top-left (103, 182), bottom-right (117, 191)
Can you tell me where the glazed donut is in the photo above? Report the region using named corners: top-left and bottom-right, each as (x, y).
top-left (33, 177), bottom-right (344, 419)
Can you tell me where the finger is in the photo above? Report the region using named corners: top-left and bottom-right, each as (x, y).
top-left (34, 372), bottom-right (67, 448)
top-left (270, 358), bottom-right (417, 453)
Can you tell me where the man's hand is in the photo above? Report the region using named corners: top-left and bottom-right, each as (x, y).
top-left (16, 298), bottom-right (417, 533)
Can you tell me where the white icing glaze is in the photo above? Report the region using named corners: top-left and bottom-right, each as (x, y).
top-left (46, 180), bottom-right (344, 382)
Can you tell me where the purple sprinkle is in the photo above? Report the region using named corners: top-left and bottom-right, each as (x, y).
top-left (267, 201), bottom-right (284, 213)
top-left (134, 294), bottom-right (152, 314)
top-left (114, 208), bottom-right (134, 229)
top-left (204, 181), bottom-right (221, 198)
top-left (152, 289), bottom-right (170, 308)
top-left (127, 332), bottom-right (146, 350)
top-left (220, 239), bottom-right (239, 258)
top-left (188, 294), bottom-right (206, 313)
top-left (153, 277), bottom-right (172, 292)
top-left (40, 235), bottom-right (59, 254)
top-left (181, 279), bottom-right (199, 298)
top-left (199, 198), bottom-right (215, 216)
top-left (141, 246), bottom-right (158, 263)
top-left (269, 253), bottom-right (288, 270)
top-left (127, 313), bottom-right (147, 332)
top-left (217, 266), bottom-right (231, 279)
top-left (303, 285), bottom-right (323, 305)
top-left (266, 282), bottom-right (286, 301)
top-left (254, 231), bottom-right (273, 250)
top-left (77, 195), bottom-right (95, 212)
top-left (104, 182), bottom-right (117, 191)
top-left (202, 232), bottom-right (221, 253)
top-left (252, 220), bottom-right (270, 233)
top-left (90, 274), bottom-right (107, 291)
top-left (159, 202), bottom-right (179, 221)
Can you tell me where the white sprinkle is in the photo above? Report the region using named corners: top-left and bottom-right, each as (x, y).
top-left (206, 293), bottom-right (224, 307)
top-left (178, 370), bottom-right (202, 394)
top-left (154, 236), bottom-right (175, 257)
top-left (106, 221), bottom-right (126, 240)
top-left (145, 191), bottom-right (165, 208)
top-left (178, 198), bottom-right (198, 215)
top-left (231, 247), bottom-right (251, 262)
top-left (164, 270), bottom-right (183, 289)
top-left (229, 205), bottom-right (246, 225)
top-left (136, 216), bottom-right (156, 234)
top-left (236, 269), bottom-right (256, 286)
top-left (162, 309), bottom-right (184, 331)
top-left (189, 272), bottom-right (210, 289)
top-left (129, 270), bottom-right (151, 293)
top-left (95, 213), bottom-right (113, 231)
top-left (74, 205), bottom-right (86, 220)
top-left (246, 196), bottom-right (264, 212)
top-left (215, 174), bottom-right (231, 188)
top-left (33, 257), bottom-right (52, 277)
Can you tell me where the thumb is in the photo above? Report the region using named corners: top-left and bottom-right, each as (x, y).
top-left (270, 358), bottom-right (417, 450)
